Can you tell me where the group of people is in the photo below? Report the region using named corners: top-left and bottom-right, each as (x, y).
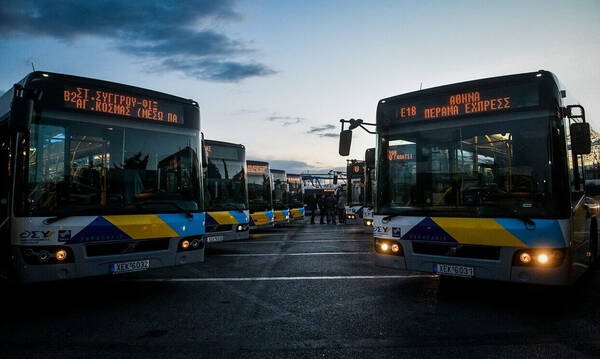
top-left (306, 193), bottom-right (346, 225)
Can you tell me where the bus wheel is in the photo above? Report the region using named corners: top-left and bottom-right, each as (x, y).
top-left (590, 220), bottom-right (598, 268)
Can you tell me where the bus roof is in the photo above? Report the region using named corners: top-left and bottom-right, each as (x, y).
top-left (271, 169), bottom-right (286, 174)
top-left (19, 71), bottom-right (198, 106)
top-left (247, 160), bottom-right (269, 166)
top-left (204, 139), bottom-right (245, 149)
top-left (378, 70), bottom-right (556, 104)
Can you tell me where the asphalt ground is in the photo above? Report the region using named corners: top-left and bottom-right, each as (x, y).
top-left (2, 221), bottom-right (600, 358)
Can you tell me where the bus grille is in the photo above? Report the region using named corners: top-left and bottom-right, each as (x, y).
top-left (86, 238), bottom-right (170, 257)
top-left (411, 242), bottom-right (500, 260)
top-left (206, 224), bottom-right (234, 233)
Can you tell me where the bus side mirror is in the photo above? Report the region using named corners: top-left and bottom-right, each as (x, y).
top-left (571, 122), bottom-right (591, 155)
top-left (9, 84), bottom-right (35, 133)
top-left (333, 174), bottom-right (338, 184)
top-left (339, 130), bottom-right (352, 156)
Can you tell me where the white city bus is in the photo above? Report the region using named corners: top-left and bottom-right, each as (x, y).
top-left (0, 72), bottom-right (206, 282)
top-left (341, 70), bottom-right (598, 285)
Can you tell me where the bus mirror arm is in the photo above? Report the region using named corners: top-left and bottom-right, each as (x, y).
top-left (338, 118), bottom-right (376, 156)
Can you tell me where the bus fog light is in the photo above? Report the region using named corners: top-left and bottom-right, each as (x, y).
top-left (519, 252), bottom-right (532, 264)
top-left (391, 244), bottom-right (400, 253)
top-left (55, 249), bottom-right (68, 261)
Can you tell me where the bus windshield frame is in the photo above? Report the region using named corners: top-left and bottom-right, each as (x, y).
top-left (286, 174), bottom-right (304, 208)
top-left (375, 74), bottom-right (570, 220)
top-left (247, 162), bottom-right (272, 213)
top-left (14, 107), bottom-right (204, 218)
top-left (271, 170), bottom-right (289, 210)
top-left (204, 141), bottom-right (248, 211)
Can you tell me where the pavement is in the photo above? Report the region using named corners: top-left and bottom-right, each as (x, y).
top-left (2, 221), bottom-right (600, 358)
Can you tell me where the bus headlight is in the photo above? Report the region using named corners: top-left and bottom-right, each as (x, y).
top-left (375, 239), bottom-right (403, 256)
top-left (513, 248), bottom-right (565, 267)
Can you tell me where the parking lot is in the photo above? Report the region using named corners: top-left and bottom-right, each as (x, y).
top-left (3, 221), bottom-right (600, 358)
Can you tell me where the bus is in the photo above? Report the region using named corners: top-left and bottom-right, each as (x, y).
top-left (247, 160), bottom-right (274, 229)
top-left (363, 148), bottom-right (376, 231)
top-left (271, 169), bottom-right (290, 225)
top-left (203, 140), bottom-right (249, 243)
top-left (345, 159), bottom-right (365, 222)
top-left (340, 70), bottom-right (597, 285)
top-left (0, 71), bottom-right (206, 282)
top-left (286, 173), bottom-right (305, 221)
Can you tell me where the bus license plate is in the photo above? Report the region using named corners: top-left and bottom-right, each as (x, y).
top-left (206, 235), bottom-right (224, 243)
top-left (434, 263), bottom-right (474, 278)
top-left (110, 260), bottom-right (150, 274)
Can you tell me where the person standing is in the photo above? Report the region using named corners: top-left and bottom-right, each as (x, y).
top-left (325, 194), bottom-right (337, 224)
top-left (318, 194), bottom-right (326, 224)
top-left (337, 192), bottom-right (346, 224)
top-left (307, 194), bottom-right (318, 224)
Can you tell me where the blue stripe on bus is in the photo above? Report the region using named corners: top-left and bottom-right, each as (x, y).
top-left (229, 210), bottom-right (249, 224)
top-left (495, 218), bottom-right (566, 248)
top-left (157, 213), bottom-right (205, 237)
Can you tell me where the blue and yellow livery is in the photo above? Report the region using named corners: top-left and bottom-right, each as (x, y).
top-left (203, 140), bottom-right (250, 243)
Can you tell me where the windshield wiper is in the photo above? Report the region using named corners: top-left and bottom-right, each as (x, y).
top-left (136, 201), bottom-right (194, 219)
top-left (478, 202), bottom-right (536, 229)
top-left (43, 208), bottom-right (96, 225)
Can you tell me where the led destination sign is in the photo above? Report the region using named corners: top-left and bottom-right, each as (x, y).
top-left (390, 83), bottom-right (539, 121)
top-left (247, 164), bottom-right (268, 174)
top-left (63, 86), bottom-right (184, 124)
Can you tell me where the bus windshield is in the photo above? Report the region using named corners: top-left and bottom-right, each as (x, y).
top-left (377, 115), bottom-right (561, 218)
top-left (16, 110), bottom-right (203, 217)
top-left (287, 176), bottom-right (303, 208)
top-left (272, 171), bottom-right (288, 210)
top-left (248, 173), bottom-right (272, 212)
top-left (204, 144), bottom-right (247, 211)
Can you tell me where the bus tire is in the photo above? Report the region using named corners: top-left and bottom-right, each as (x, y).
top-left (590, 220), bottom-right (598, 268)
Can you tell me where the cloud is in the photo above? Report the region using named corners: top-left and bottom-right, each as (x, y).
top-left (267, 115), bottom-right (304, 126)
top-left (0, 1), bottom-right (275, 82)
top-left (306, 124), bottom-right (335, 134)
top-left (318, 133), bottom-right (339, 138)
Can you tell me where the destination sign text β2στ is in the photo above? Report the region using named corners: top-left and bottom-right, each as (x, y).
top-left (63, 86), bottom-right (184, 124)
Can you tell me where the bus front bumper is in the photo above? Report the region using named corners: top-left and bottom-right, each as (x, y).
top-left (374, 241), bottom-right (572, 285)
top-left (10, 236), bottom-right (204, 283)
top-left (205, 227), bottom-right (250, 243)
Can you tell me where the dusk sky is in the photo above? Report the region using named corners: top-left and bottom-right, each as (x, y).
top-left (1, 0), bottom-right (599, 173)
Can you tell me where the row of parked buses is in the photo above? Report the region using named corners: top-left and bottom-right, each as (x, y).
top-left (0, 71), bottom-right (304, 283)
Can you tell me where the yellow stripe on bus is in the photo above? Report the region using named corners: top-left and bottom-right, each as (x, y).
top-left (251, 212), bottom-right (269, 226)
top-left (273, 210), bottom-right (286, 222)
top-left (209, 211), bottom-right (240, 225)
top-left (431, 217), bottom-right (526, 247)
top-left (104, 215), bottom-right (178, 239)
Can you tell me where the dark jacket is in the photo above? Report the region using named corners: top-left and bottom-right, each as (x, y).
top-left (307, 196), bottom-right (318, 210)
top-left (325, 196), bottom-right (336, 209)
